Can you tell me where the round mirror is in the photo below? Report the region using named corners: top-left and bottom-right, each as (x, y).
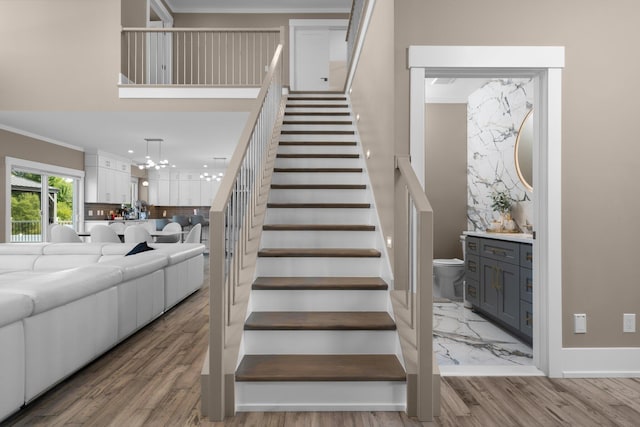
top-left (515, 109), bottom-right (533, 192)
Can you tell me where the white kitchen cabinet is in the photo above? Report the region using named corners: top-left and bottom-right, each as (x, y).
top-left (85, 153), bottom-right (131, 204)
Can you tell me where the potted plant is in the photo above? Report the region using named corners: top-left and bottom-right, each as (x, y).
top-left (490, 190), bottom-right (515, 231)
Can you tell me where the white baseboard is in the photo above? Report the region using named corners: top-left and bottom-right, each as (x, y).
top-left (561, 347), bottom-right (640, 378)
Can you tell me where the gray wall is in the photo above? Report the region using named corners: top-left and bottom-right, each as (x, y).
top-left (386, 0), bottom-right (640, 348)
top-left (425, 104), bottom-right (467, 260)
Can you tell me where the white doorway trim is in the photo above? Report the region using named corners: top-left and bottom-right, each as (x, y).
top-left (408, 46), bottom-right (565, 377)
top-left (289, 19), bottom-right (348, 91)
top-left (148, 0), bottom-right (174, 26)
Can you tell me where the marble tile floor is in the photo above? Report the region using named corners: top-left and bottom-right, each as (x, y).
top-left (433, 301), bottom-right (533, 367)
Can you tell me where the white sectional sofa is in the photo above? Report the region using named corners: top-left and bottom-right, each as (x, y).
top-left (0, 242), bottom-right (205, 422)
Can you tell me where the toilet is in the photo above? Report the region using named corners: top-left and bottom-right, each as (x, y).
top-left (433, 258), bottom-right (465, 301)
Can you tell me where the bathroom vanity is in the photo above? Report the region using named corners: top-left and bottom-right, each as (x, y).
top-left (463, 231), bottom-right (533, 344)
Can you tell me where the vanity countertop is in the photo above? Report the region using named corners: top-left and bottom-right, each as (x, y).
top-left (463, 230), bottom-right (534, 244)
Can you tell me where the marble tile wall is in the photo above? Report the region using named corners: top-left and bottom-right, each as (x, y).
top-left (467, 79), bottom-right (533, 231)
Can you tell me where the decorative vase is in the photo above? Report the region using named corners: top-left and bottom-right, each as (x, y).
top-left (502, 212), bottom-right (516, 231)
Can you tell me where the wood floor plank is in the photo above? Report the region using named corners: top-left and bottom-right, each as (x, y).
top-left (8, 256), bottom-right (640, 426)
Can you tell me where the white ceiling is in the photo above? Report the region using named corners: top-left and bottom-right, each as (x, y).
top-left (0, 112), bottom-right (249, 171)
top-left (163, 0), bottom-right (352, 14)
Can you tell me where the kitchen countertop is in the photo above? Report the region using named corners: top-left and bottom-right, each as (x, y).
top-left (463, 230), bottom-right (534, 244)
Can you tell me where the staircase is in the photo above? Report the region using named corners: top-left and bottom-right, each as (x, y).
top-left (234, 93), bottom-right (406, 411)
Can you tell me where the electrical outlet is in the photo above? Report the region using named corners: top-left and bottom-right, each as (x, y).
top-left (574, 313), bottom-right (587, 334)
top-left (623, 313), bottom-right (636, 333)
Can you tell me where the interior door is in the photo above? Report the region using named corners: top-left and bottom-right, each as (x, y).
top-left (294, 29), bottom-right (330, 91)
top-left (146, 21), bottom-right (172, 84)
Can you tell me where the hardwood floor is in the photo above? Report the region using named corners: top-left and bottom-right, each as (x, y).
top-left (5, 258), bottom-right (640, 426)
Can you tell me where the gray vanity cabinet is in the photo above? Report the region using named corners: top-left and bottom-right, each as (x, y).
top-left (479, 257), bottom-right (520, 330)
top-left (464, 237), bottom-right (480, 306)
top-left (464, 234), bottom-right (533, 343)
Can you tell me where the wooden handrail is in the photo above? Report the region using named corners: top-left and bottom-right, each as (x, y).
top-left (395, 155), bottom-right (435, 422)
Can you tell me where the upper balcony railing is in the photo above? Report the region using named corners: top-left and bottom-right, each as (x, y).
top-left (121, 27), bottom-right (282, 86)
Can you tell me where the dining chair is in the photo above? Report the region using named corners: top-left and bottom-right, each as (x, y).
top-left (50, 225), bottom-right (82, 243)
top-left (90, 224), bottom-right (121, 243)
top-left (109, 222), bottom-right (126, 234)
top-left (155, 218), bottom-right (170, 231)
top-left (183, 223), bottom-right (201, 243)
top-left (172, 215), bottom-right (190, 230)
top-left (155, 222), bottom-right (182, 243)
top-left (124, 226), bottom-right (153, 244)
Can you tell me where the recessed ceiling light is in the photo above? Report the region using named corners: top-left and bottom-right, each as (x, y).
top-left (128, 149), bottom-right (134, 154)
top-left (203, 164), bottom-right (208, 168)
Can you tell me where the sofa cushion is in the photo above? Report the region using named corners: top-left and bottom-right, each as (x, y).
top-left (0, 292), bottom-right (33, 327)
top-left (0, 243), bottom-right (47, 255)
top-left (0, 264), bottom-right (122, 315)
top-left (33, 254), bottom-right (103, 271)
top-left (99, 251), bottom-right (168, 281)
top-left (150, 243), bottom-right (205, 265)
top-left (43, 243), bottom-right (106, 255)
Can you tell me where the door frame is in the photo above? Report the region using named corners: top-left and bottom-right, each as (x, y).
top-left (289, 19), bottom-right (348, 91)
top-left (408, 46), bottom-right (565, 377)
top-left (6, 157), bottom-right (85, 242)
top-left (147, 0), bottom-right (173, 85)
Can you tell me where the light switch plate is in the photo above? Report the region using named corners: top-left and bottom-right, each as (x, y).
top-left (623, 313), bottom-right (636, 333)
top-left (574, 313), bottom-right (586, 334)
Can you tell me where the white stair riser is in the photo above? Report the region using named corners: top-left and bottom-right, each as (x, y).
top-left (275, 158), bottom-right (361, 168)
top-left (243, 330), bottom-right (397, 355)
top-left (277, 145), bottom-right (359, 155)
top-left (271, 172), bottom-right (365, 185)
top-left (236, 381), bottom-right (406, 412)
top-left (250, 290), bottom-right (388, 311)
top-left (260, 230), bottom-right (377, 249)
top-left (287, 99), bottom-right (347, 104)
top-left (281, 124), bottom-right (354, 132)
top-left (256, 257), bottom-right (382, 277)
top-left (268, 189), bottom-right (368, 204)
top-left (280, 134), bottom-right (355, 142)
top-left (265, 208), bottom-right (373, 225)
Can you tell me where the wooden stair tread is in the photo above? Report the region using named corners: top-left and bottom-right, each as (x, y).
top-left (267, 202), bottom-right (370, 208)
top-left (286, 104), bottom-right (349, 108)
top-left (252, 276), bottom-right (388, 290)
top-left (263, 224), bottom-right (375, 231)
top-left (236, 354), bottom-right (406, 382)
top-left (279, 141), bottom-right (356, 146)
top-left (271, 184), bottom-right (365, 190)
top-left (258, 248), bottom-right (381, 258)
top-left (284, 112), bottom-right (351, 116)
top-left (273, 167), bottom-right (362, 173)
top-left (276, 153), bottom-right (359, 159)
top-left (281, 130), bottom-right (355, 135)
top-left (245, 311), bottom-right (397, 331)
top-left (283, 120), bottom-right (352, 125)
top-left (287, 97), bottom-right (347, 101)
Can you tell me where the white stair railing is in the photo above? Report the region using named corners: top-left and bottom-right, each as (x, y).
top-left (203, 35), bottom-right (284, 421)
top-left (121, 27), bottom-right (282, 86)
